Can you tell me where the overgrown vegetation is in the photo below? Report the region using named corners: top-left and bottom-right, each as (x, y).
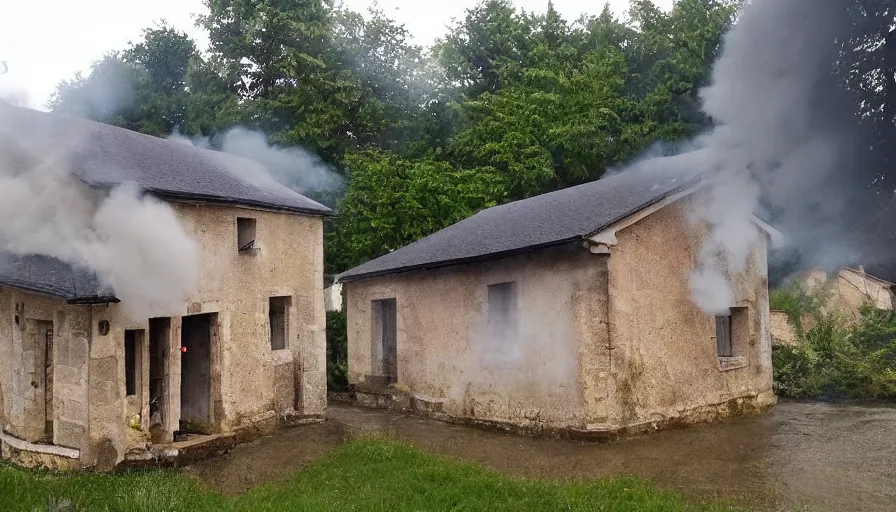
top-left (326, 310), bottom-right (348, 391)
top-left (771, 283), bottom-right (896, 400)
top-left (0, 439), bottom-right (739, 512)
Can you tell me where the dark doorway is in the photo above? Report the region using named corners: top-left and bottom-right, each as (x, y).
top-left (149, 318), bottom-right (170, 442)
top-left (371, 299), bottom-right (397, 384)
top-left (43, 324), bottom-right (54, 441)
top-left (124, 330), bottom-right (139, 397)
top-left (24, 319), bottom-right (55, 443)
top-left (180, 313), bottom-right (216, 433)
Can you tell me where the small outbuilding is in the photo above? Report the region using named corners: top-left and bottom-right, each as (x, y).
top-left (338, 171), bottom-right (780, 437)
top-left (0, 105), bottom-right (329, 469)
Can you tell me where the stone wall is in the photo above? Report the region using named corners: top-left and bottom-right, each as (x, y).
top-left (0, 290), bottom-right (90, 456)
top-left (1, 202), bottom-right (326, 469)
top-left (769, 310), bottom-right (797, 346)
top-left (345, 192), bottom-right (776, 433)
top-left (599, 194), bottom-right (775, 429)
top-left (346, 246), bottom-right (603, 430)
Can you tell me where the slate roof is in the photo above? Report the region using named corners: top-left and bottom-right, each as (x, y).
top-left (0, 253), bottom-right (114, 303)
top-left (0, 103), bottom-right (332, 215)
top-left (337, 169), bottom-right (700, 283)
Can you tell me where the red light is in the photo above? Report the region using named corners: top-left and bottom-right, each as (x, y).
top-left (181, 346), bottom-right (187, 353)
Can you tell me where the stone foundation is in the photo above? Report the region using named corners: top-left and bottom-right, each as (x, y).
top-left (349, 385), bottom-right (777, 441)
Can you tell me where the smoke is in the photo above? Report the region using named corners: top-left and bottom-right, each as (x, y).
top-left (620, 0), bottom-right (864, 313)
top-left (170, 128), bottom-right (344, 196)
top-left (0, 104), bottom-right (199, 320)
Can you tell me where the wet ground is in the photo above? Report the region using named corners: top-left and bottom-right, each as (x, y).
top-left (184, 400), bottom-right (896, 511)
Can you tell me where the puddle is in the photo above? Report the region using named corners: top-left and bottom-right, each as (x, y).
top-left (183, 400), bottom-right (896, 511)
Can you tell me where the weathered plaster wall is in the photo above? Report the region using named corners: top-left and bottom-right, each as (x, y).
top-left (0, 290), bottom-right (90, 457)
top-left (806, 268), bottom-right (895, 321)
top-left (0, 289), bottom-right (10, 438)
top-left (85, 203), bottom-right (327, 465)
top-left (346, 247), bottom-right (605, 430)
top-left (600, 195), bottom-right (775, 429)
top-left (839, 269), bottom-right (894, 311)
top-left (170, 203), bottom-right (327, 425)
top-left (1, 202), bottom-right (326, 469)
top-left (346, 194), bottom-right (775, 433)
top-left (769, 310), bottom-right (797, 346)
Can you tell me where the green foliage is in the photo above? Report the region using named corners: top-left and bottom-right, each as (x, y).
top-left (0, 440), bottom-right (739, 511)
top-left (772, 284), bottom-right (896, 400)
top-left (50, 24), bottom-right (202, 136)
top-left (327, 150), bottom-right (505, 272)
top-left (326, 310), bottom-right (348, 391)
top-left (51, 1), bottom-right (746, 274)
top-left (769, 280), bottom-right (832, 337)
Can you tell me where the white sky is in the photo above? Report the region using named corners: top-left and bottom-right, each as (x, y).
top-left (0, 0), bottom-right (673, 110)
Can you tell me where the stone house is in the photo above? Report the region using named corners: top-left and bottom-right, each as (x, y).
top-left (337, 171), bottom-right (781, 437)
top-left (770, 266), bottom-right (895, 346)
top-left (803, 266), bottom-right (895, 316)
top-left (0, 106), bottom-right (329, 469)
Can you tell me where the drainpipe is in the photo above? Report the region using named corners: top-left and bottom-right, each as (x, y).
top-left (583, 240), bottom-right (614, 371)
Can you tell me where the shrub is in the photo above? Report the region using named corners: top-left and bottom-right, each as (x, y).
top-left (769, 279), bottom-right (831, 337)
top-left (772, 302), bottom-right (896, 401)
top-left (326, 310), bottom-right (349, 391)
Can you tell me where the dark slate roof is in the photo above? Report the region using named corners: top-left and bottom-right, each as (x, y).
top-left (0, 103), bottom-right (331, 215)
top-left (0, 253), bottom-right (115, 303)
top-left (338, 169), bottom-right (701, 283)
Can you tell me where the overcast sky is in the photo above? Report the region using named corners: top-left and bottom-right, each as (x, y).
top-left (0, 0), bottom-right (673, 110)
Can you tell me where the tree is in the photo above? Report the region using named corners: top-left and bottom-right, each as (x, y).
top-left (434, 0), bottom-right (534, 98)
top-left (50, 23), bottom-right (204, 136)
top-left (326, 150), bottom-right (505, 272)
top-left (625, 0), bottom-right (741, 133)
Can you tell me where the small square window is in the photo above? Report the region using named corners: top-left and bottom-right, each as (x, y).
top-left (237, 217), bottom-right (257, 252)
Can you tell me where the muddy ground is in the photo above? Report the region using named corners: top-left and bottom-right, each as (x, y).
top-left (184, 400), bottom-right (896, 511)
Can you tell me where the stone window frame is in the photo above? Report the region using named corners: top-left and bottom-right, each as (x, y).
top-left (715, 306), bottom-right (749, 371)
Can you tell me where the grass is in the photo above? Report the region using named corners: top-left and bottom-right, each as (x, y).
top-left (0, 439), bottom-right (741, 512)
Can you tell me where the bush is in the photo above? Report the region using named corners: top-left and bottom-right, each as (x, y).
top-left (772, 304), bottom-right (896, 401)
top-left (769, 279), bottom-right (830, 337)
top-left (326, 311), bottom-right (349, 391)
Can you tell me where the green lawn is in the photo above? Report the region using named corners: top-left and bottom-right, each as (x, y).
top-left (0, 439), bottom-right (741, 512)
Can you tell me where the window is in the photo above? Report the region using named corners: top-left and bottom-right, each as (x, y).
top-left (716, 307), bottom-right (749, 359)
top-left (715, 314), bottom-right (732, 357)
top-left (269, 296), bottom-right (290, 350)
top-left (488, 282), bottom-right (518, 345)
top-left (237, 217), bottom-right (257, 252)
top-left (125, 330), bottom-right (139, 396)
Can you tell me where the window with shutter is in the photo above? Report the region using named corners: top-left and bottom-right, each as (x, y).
top-left (715, 314), bottom-right (733, 357)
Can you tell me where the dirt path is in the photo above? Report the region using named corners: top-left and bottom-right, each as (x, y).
top-left (183, 401), bottom-right (896, 511)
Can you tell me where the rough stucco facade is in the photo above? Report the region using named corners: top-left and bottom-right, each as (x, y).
top-left (0, 203), bottom-right (326, 469)
top-left (805, 267), bottom-right (895, 318)
top-left (768, 267), bottom-right (895, 346)
top-left (345, 194), bottom-right (776, 435)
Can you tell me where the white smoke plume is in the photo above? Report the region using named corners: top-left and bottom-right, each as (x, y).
top-left (0, 105), bottom-right (199, 320)
top-left (170, 127), bottom-right (344, 195)
top-left (621, 0), bottom-right (854, 313)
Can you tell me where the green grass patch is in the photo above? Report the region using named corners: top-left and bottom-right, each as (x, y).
top-left (0, 439), bottom-right (740, 512)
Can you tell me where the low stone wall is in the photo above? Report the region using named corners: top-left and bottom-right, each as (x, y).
top-left (770, 310), bottom-right (798, 346)
top-left (0, 429), bottom-right (81, 470)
